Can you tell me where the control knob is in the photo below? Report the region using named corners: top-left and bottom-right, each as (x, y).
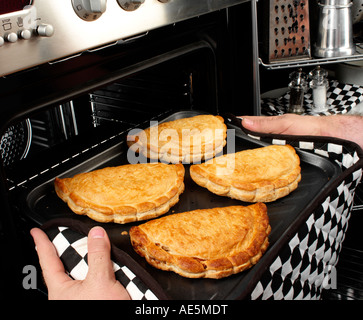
top-left (5, 33), bottom-right (18, 43)
top-left (19, 29), bottom-right (32, 40)
top-left (72, 0), bottom-right (107, 21)
top-left (117, 0), bottom-right (145, 11)
top-left (36, 24), bottom-right (55, 37)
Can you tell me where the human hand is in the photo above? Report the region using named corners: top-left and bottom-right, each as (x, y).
top-left (240, 113), bottom-right (363, 150)
top-left (30, 226), bottom-right (131, 300)
top-left (239, 113), bottom-right (323, 136)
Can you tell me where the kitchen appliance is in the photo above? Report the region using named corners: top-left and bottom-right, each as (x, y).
top-left (313, 0), bottom-right (355, 58)
top-left (1, 0), bottom-right (363, 301)
top-left (0, 0), bottom-right (255, 299)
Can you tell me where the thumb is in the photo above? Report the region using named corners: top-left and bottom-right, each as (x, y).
top-left (241, 115), bottom-right (297, 134)
top-left (86, 226), bottom-right (115, 281)
top-left (240, 116), bottom-right (278, 133)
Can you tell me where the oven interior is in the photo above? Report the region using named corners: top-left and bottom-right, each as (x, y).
top-left (3, 48), bottom-right (218, 192)
top-left (2, 50), bottom-right (216, 300)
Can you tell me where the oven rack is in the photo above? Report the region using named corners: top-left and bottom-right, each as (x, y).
top-left (6, 62), bottom-right (194, 192)
top-left (259, 45), bottom-right (363, 70)
top-left (88, 72), bottom-right (192, 127)
top-left (89, 93), bottom-right (162, 128)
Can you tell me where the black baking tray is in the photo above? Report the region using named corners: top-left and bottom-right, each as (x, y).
top-left (22, 110), bottom-right (341, 300)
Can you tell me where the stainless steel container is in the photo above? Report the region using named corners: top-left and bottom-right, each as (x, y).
top-left (313, 0), bottom-right (355, 57)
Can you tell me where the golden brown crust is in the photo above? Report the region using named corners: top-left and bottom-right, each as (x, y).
top-left (190, 145), bottom-right (301, 202)
top-left (129, 203), bottom-right (271, 279)
top-left (54, 163), bottom-right (185, 224)
top-left (127, 115), bottom-right (227, 163)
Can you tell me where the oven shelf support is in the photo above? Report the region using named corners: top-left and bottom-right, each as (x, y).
top-left (259, 50), bottom-right (363, 70)
top-left (251, 0), bottom-right (262, 116)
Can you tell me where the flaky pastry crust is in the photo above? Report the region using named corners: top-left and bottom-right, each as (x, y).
top-left (129, 203), bottom-right (271, 279)
top-left (127, 115), bottom-right (227, 163)
top-left (54, 163), bottom-right (185, 224)
top-left (190, 145), bottom-right (301, 202)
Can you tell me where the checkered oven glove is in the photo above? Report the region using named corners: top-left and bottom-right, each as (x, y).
top-left (41, 219), bottom-right (169, 300)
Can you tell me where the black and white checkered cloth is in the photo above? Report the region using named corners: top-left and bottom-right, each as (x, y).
top-left (41, 220), bottom-right (168, 300)
top-left (241, 133), bottom-right (363, 300)
top-left (250, 183), bottom-right (356, 299)
top-left (262, 80), bottom-right (363, 116)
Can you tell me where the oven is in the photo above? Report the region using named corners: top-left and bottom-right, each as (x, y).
top-left (0, 0), bottom-right (257, 299)
top-left (1, 0), bottom-right (363, 302)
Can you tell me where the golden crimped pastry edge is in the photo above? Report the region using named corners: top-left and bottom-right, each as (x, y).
top-left (129, 203), bottom-right (271, 279)
top-left (54, 163), bottom-right (185, 224)
top-left (127, 115), bottom-right (227, 163)
top-left (190, 145), bottom-right (301, 202)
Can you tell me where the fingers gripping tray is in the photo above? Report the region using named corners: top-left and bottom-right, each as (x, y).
top-left (22, 111), bottom-right (363, 300)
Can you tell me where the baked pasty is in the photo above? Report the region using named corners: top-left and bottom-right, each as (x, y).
top-left (190, 145), bottom-right (301, 202)
top-left (54, 163), bottom-right (185, 224)
top-left (129, 203), bottom-right (270, 279)
top-left (127, 115), bottom-right (227, 164)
